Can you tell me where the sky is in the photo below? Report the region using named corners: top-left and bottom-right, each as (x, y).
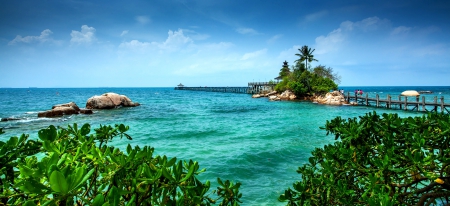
top-left (1, 0), bottom-right (449, 87)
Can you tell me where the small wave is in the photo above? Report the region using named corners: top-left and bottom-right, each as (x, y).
top-left (25, 111), bottom-right (38, 114)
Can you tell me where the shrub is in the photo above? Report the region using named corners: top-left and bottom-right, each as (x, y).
top-left (280, 112), bottom-right (450, 205)
top-left (0, 124), bottom-right (242, 206)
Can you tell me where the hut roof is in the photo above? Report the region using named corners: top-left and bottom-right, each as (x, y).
top-left (401, 90), bottom-right (420, 96)
top-left (177, 83), bottom-right (184, 87)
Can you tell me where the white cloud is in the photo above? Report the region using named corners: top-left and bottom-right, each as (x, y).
top-left (136, 16), bottom-right (151, 24)
top-left (236, 27), bottom-right (260, 35)
top-left (120, 30), bottom-right (129, 36)
top-left (304, 10), bottom-right (328, 22)
top-left (391, 26), bottom-right (411, 35)
top-left (267, 34), bottom-right (283, 44)
top-left (314, 16), bottom-right (390, 55)
top-left (9, 29), bottom-right (54, 45)
top-left (119, 29), bottom-right (193, 52)
top-left (70, 25), bottom-right (96, 45)
top-left (241, 49), bottom-right (267, 60)
top-left (315, 28), bottom-right (345, 55)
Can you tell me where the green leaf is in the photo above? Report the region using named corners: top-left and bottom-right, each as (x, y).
top-left (23, 201), bottom-right (37, 206)
top-left (108, 186), bottom-right (120, 206)
top-left (180, 161), bottom-right (197, 182)
top-left (81, 123), bottom-right (91, 136)
top-left (49, 170), bottom-right (69, 194)
top-left (72, 168), bottom-right (95, 191)
top-left (92, 194), bottom-right (105, 206)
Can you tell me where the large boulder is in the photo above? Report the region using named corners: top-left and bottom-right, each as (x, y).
top-left (86, 93), bottom-right (140, 109)
top-left (38, 102), bottom-right (91, 118)
top-left (278, 90), bottom-right (296, 100)
top-left (315, 91), bottom-right (346, 105)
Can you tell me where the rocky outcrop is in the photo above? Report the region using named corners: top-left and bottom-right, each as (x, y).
top-left (38, 102), bottom-right (92, 118)
top-left (86, 92), bottom-right (140, 109)
top-left (314, 91), bottom-right (347, 105)
top-left (278, 90), bottom-right (296, 100)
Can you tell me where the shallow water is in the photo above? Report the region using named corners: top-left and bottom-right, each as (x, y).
top-left (1, 86), bottom-right (448, 205)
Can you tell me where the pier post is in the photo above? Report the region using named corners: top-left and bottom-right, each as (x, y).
top-left (365, 93), bottom-right (368, 106)
top-left (422, 96), bottom-right (426, 111)
top-left (434, 96), bottom-right (438, 112)
top-left (387, 95), bottom-right (391, 109)
top-left (347, 92), bottom-right (350, 103)
top-left (441, 96), bottom-right (445, 113)
top-left (399, 96), bottom-right (402, 110)
top-left (404, 96), bottom-right (408, 111)
top-left (376, 94), bottom-right (379, 107)
top-left (355, 93), bottom-right (358, 104)
top-left (416, 96), bottom-right (419, 111)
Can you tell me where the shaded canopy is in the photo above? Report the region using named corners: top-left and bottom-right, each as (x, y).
top-left (401, 90), bottom-right (420, 96)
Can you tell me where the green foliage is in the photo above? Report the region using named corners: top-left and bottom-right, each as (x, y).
top-left (280, 112), bottom-right (450, 205)
top-left (295, 45), bottom-right (318, 70)
top-left (276, 46), bottom-right (339, 97)
top-left (279, 65), bottom-right (291, 79)
top-left (1, 123), bottom-right (242, 205)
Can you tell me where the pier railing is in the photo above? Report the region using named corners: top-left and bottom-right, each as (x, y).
top-left (344, 92), bottom-right (449, 114)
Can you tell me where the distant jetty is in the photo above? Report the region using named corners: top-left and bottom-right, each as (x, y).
top-left (174, 82), bottom-right (277, 94)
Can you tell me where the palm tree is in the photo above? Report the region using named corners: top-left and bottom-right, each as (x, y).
top-left (295, 45), bottom-right (318, 70)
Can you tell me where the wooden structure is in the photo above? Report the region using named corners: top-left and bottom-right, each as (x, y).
top-left (247, 82), bottom-right (277, 94)
top-left (175, 86), bottom-right (250, 93)
top-left (174, 82), bottom-right (277, 94)
top-left (345, 92), bottom-right (450, 114)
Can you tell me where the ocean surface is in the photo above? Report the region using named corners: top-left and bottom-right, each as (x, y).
top-left (1, 86), bottom-right (449, 205)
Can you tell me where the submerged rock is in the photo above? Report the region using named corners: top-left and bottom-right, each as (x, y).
top-left (1, 117), bottom-right (21, 122)
top-left (86, 92), bottom-right (140, 109)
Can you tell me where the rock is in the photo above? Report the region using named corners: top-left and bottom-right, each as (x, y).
top-left (268, 91), bottom-right (277, 96)
top-left (315, 91), bottom-right (347, 105)
top-left (252, 94), bottom-right (261, 98)
top-left (52, 102), bottom-right (80, 112)
top-left (279, 90), bottom-right (295, 100)
top-left (1, 117), bottom-right (21, 122)
top-left (86, 93), bottom-right (140, 109)
top-left (38, 102), bottom-right (85, 117)
top-left (80, 109), bottom-right (93, 114)
top-left (269, 95), bottom-right (280, 101)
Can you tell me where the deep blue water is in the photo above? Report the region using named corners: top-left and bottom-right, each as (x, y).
top-left (1, 86), bottom-right (449, 205)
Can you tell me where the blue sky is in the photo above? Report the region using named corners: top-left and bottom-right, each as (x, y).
top-left (1, 0), bottom-right (449, 87)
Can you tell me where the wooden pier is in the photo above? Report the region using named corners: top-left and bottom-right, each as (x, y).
top-left (174, 86), bottom-right (250, 93)
top-left (174, 82), bottom-right (276, 94)
top-left (345, 92), bottom-right (450, 114)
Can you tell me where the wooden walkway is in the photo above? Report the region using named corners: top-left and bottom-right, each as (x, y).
top-left (174, 86), bottom-right (250, 93)
top-left (174, 82), bottom-right (277, 94)
top-left (345, 92), bottom-right (450, 114)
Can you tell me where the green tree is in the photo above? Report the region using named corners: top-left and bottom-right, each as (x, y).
top-left (280, 112), bottom-right (450, 205)
top-left (295, 45), bottom-right (318, 70)
top-left (0, 124), bottom-right (242, 206)
top-left (312, 65), bottom-right (341, 85)
top-left (279, 62), bottom-right (291, 79)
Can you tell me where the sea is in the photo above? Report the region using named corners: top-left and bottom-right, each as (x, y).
top-left (1, 86), bottom-right (449, 205)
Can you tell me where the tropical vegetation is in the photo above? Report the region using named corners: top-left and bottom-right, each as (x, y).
top-left (0, 124), bottom-right (242, 206)
top-left (275, 45), bottom-right (340, 97)
top-left (279, 112), bottom-right (450, 205)
top-left (2, 111), bottom-right (450, 205)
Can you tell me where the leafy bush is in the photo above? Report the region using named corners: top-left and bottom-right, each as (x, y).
top-left (279, 112), bottom-right (450, 205)
top-left (0, 124), bottom-right (242, 206)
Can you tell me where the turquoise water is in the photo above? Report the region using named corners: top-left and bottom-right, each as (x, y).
top-left (1, 86), bottom-right (449, 205)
